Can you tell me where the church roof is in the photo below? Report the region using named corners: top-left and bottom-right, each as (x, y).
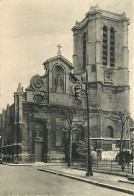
top-left (43, 55), bottom-right (74, 69)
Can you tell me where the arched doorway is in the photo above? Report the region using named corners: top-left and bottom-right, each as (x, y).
top-left (34, 123), bottom-right (47, 162)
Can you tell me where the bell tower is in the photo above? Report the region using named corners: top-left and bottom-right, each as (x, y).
top-left (72, 5), bottom-right (130, 159)
top-left (72, 5), bottom-right (130, 112)
top-left (72, 5), bottom-right (130, 71)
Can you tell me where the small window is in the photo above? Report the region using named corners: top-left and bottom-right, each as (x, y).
top-left (105, 126), bottom-right (114, 138)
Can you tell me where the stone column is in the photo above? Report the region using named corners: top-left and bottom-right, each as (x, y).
top-left (18, 92), bottom-right (23, 146)
top-left (13, 93), bottom-right (19, 162)
top-left (114, 29), bottom-right (118, 68)
top-left (72, 30), bottom-right (78, 72)
top-left (14, 93), bottom-right (18, 143)
top-left (95, 15), bottom-right (101, 65)
top-left (17, 84), bottom-right (23, 162)
top-left (87, 21), bottom-right (93, 65)
top-left (6, 104), bottom-right (10, 125)
top-left (95, 14), bottom-right (102, 82)
top-left (122, 21), bottom-right (129, 68)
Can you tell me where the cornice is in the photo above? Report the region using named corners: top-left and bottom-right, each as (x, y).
top-left (72, 19), bottom-right (89, 31)
top-left (72, 7), bottom-right (130, 32)
top-left (84, 81), bottom-right (130, 89)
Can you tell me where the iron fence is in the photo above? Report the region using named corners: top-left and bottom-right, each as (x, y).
top-left (71, 159), bottom-right (134, 174)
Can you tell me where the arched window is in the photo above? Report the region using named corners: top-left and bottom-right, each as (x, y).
top-left (110, 27), bottom-right (115, 67)
top-left (83, 32), bottom-right (86, 70)
top-left (103, 26), bottom-right (108, 66)
top-left (53, 65), bottom-right (65, 93)
top-left (105, 126), bottom-right (114, 138)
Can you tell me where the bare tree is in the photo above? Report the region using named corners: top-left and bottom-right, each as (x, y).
top-left (108, 112), bottom-right (130, 152)
top-left (60, 106), bottom-right (86, 167)
top-left (61, 107), bottom-right (75, 167)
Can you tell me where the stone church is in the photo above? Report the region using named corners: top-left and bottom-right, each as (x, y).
top-left (0, 5), bottom-right (131, 163)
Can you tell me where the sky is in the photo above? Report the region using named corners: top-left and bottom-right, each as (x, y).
top-left (0, 0), bottom-right (134, 116)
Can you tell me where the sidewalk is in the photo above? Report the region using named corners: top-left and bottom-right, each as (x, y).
top-left (38, 164), bottom-right (134, 195)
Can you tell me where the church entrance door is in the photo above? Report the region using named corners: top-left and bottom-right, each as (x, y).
top-left (35, 142), bottom-right (43, 162)
top-left (34, 123), bottom-right (47, 162)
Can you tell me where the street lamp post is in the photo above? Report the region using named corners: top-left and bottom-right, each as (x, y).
top-left (130, 128), bottom-right (134, 175)
top-left (72, 69), bottom-right (93, 176)
top-left (131, 128), bottom-right (134, 174)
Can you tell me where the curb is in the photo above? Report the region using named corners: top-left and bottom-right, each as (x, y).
top-left (71, 166), bottom-right (133, 178)
top-left (38, 168), bottom-right (134, 195)
top-left (118, 180), bottom-right (134, 185)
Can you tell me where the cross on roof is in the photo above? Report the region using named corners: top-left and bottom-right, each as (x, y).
top-left (57, 44), bottom-right (62, 56)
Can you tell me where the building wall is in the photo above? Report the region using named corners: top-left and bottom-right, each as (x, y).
top-left (0, 6), bottom-right (131, 162)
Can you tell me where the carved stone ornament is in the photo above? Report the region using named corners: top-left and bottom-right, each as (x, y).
top-left (33, 94), bottom-right (44, 103)
top-left (72, 82), bottom-right (83, 94)
top-left (30, 69), bottom-right (48, 90)
top-left (31, 75), bottom-right (44, 89)
top-left (104, 70), bottom-right (113, 84)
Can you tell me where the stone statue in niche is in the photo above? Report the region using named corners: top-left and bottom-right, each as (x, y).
top-left (55, 72), bottom-right (64, 93)
top-left (34, 124), bottom-right (44, 142)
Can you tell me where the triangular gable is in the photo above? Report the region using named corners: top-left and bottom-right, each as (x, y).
top-left (43, 55), bottom-right (74, 69)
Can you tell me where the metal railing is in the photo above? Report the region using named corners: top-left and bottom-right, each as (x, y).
top-left (71, 159), bottom-right (134, 174)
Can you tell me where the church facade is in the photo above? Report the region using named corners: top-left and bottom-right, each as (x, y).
top-left (0, 5), bottom-right (131, 163)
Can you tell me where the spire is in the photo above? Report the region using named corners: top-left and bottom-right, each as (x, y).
top-left (57, 44), bottom-right (62, 56)
top-left (17, 82), bottom-right (23, 93)
top-left (122, 12), bottom-right (126, 18)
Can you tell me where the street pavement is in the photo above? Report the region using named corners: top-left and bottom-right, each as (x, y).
top-left (0, 164), bottom-right (132, 196)
top-left (38, 165), bottom-right (134, 194)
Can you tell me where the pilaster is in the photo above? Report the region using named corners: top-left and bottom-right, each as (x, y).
top-left (122, 21), bottom-right (129, 68)
top-left (114, 29), bottom-right (118, 68)
top-left (73, 31), bottom-right (78, 72)
top-left (14, 93), bottom-right (18, 143)
top-left (87, 21), bottom-right (93, 65)
top-left (95, 15), bottom-right (101, 65)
